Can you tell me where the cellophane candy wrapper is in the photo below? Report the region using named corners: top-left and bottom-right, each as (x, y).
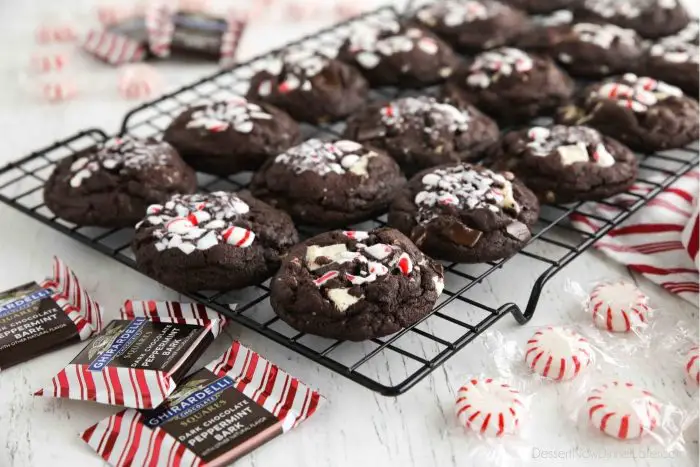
top-left (450, 331), bottom-right (537, 467)
top-left (0, 256), bottom-right (103, 370)
top-left (565, 278), bottom-right (660, 358)
top-left (81, 340), bottom-right (324, 467)
top-left (34, 300), bottom-right (227, 409)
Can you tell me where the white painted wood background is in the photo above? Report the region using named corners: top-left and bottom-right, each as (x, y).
top-left (0, 1), bottom-right (698, 466)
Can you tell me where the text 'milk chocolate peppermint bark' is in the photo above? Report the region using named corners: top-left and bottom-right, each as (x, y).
top-left (0, 257), bottom-right (103, 370)
top-left (82, 341), bottom-right (324, 466)
top-left (35, 300), bottom-right (227, 409)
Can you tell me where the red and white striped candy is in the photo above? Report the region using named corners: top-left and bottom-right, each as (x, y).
top-left (165, 217), bottom-right (195, 234)
top-left (222, 226), bottom-right (255, 247)
top-left (343, 230), bottom-right (369, 241)
top-left (587, 281), bottom-right (650, 332)
top-left (314, 270), bottom-right (339, 287)
top-left (117, 64), bottom-right (163, 100)
top-left (587, 382), bottom-right (661, 440)
top-left (686, 345), bottom-right (699, 386)
top-left (525, 327), bottom-right (592, 381)
top-left (396, 253), bottom-right (413, 276)
top-left (96, 3), bottom-right (143, 26)
top-left (456, 378), bottom-right (523, 437)
top-left (41, 80), bottom-right (78, 103)
top-left (31, 52), bottom-right (69, 73)
top-left (35, 23), bottom-right (78, 44)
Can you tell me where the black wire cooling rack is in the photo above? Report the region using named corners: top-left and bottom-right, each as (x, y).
top-left (1, 6), bottom-right (698, 395)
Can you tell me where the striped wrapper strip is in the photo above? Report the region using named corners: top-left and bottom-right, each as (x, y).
top-left (570, 169), bottom-right (699, 304)
top-left (42, 256), bottom-right (104, 340)
top-left (34, 300), bottom-right (226, 409)
top-left (80, 340), bottom-right (324, 467)
top-left (82, 29), bottom-right (147, 65)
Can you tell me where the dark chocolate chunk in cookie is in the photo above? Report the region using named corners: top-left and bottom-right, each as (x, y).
top-left (442, 47), bottom-right (574, 124)
top-left (529, 22), bottom-right (645, 78)
top-left (574, 0), bottom-right (690, 39)
top-left (132, 191), bottom-right (298, 292)
top-left (44, 137), bottom-right (197, 228)
top-left (162, 97), bottom-right (301, 175)
top-left (337, 18), bottom-right (459, 88)
top-left (250, 139), bottom-right (405, 228)
top-left (557, 73), bottom-right (700, 151)
top-left (343, 96), bottom-right (499, 175)
top-left (642, 31), bottom-right (699, 98)
top-left (246, 49), bottom-right (369, 123)
top-left (270, 228), bottom-right (444, 341)
top-left (413, 0), bottom-right (530, 53)
top-left (488, 125), bottom-right (639, 203)
top-left (505, 0), bottom-right (581, 14)
top-left (389, 163), bottom-right (540, 263)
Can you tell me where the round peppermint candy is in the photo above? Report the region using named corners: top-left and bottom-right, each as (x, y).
top-left (587, 281), bottom-right (651, 332)
top-left (685, 345), bottom-right (699, 386)
top-left (455, 378), bottom-right (523, 437)
top-left (525, 327), bottom-right (592, 380)
top-left (587, 381), bottom-right (661, 440)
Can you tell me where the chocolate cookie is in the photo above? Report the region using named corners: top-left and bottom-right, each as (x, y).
top-left (505, 0), bottom-right (581, 14)
top-left (531, 23), bottom-right (645, 78)
top-left (162, 97), bottom-right (300, 176)
top-left (574, 0), bottom-right (690, 39)
top-left (388, 163), bottom-right (540, 263)
top-left (642, 32), bottom-right (699, 97)
top-left (442, 47), bottom-right (574, 124)
top-left (515, 10), bottom-right (574, 51)
top-left (413, 0), bottom-right (530, 53)
top-left (250, 139), bottom-right (405, 228)
top-left (44, 137), bottom-right (197, 228)
top-left (488, 125), bottom-right (639, 203)
top-left (337, 19), bottom-right (459, 88)
top-left (132, 191), bottom-right (298, 292)
top-left (343, 96), bottom-right (499, 175)
top-left (246, 49), bottom-right (369, 123)
top-left (270, 228), bottom-right (444, 341)
top-left (557, 73), bottom-right (700, 151)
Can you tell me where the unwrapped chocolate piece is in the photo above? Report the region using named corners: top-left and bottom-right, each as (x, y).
top-left (35, 300), bottom-right (226, 409)
top-left (0, 257), bottom-right (103, 370)
top-left (82, 340), bottom-right (324, 466)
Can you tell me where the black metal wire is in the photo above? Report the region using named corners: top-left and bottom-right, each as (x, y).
top-left (0, 6), bottom-right (697, 396)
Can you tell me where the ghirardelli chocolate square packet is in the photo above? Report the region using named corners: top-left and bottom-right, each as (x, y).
top-left (0, 257), bottom-right (103, 371)
top-left (35, 300), bottom-right (227, 409)
top-left (82, 341), bottom-right (324, 466)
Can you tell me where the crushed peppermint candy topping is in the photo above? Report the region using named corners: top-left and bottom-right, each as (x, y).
top-left (526, 126), bottom-right (615, 167)
top-left (139, 192), bottom-right (254, 255)
top-left (416, 0), bottom-right (500, 28)
top-left (274, 139), bottom-right (376, 177)
top-left (414, 164), bottom-right (519, 223)
top-left (594, 74), bottom-right (683, 113)
top-left (583, 0), bottom-right (677, 19)
top-left (650, 41), bottom-right (699, 64)
top-left (303, 231), bottom-right (421, 310)
top-left (572, 23), bottom-right (639, 49)
top-left (465, 47), bottom-right (534, 89)
top-left (68, 137), bottom-right (172, 188)
top-left (186, 98), bottom-right (272, 133)
top-left (533, 9), bottom-right (573, 27)
top-left (380, 96), bottom-right (470, 135)
top-left (256, 48), bottom-right (328, 96)
top-left (347, 20), bottom-right (443, 70)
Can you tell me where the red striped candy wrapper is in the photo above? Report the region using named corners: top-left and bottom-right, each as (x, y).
top-left (82, 29), bottom-right (147, 65)
top-left (0, 257), bottom-right (103, 370)
top-left (34, 300), bottom-right (227, 409)
top-left (81, 340), bottom-right (324, 466)
top-left (570, 169), bottom-right (699, 305)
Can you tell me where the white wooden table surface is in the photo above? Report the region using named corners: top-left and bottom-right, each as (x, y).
top-left (0, 1), bottom-right (698, 466)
